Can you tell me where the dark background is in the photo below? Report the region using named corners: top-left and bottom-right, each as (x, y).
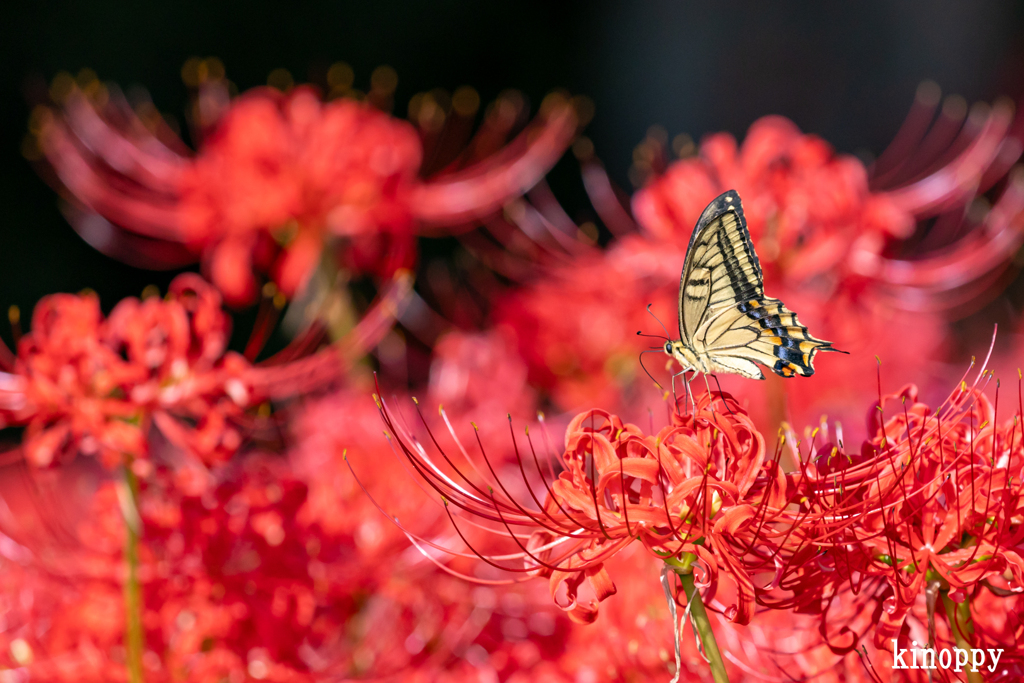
top-left (2, 0), bottom-right (1023, 326)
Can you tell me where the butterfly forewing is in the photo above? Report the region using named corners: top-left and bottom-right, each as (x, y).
top-left (678, 191), bottom-right (764, 340)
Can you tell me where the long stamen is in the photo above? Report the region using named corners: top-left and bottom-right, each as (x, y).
top-left (525, 430), bottom-right (601, 534)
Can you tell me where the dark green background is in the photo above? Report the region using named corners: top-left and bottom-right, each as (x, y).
top-left (2, 1), bottom-right (1022, 328)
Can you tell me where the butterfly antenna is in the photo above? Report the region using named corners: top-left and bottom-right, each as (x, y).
top-left (710, 374), bottom-right (737, 417)
top-left (646, 303), bottom-right (672, 341)
top-left (639, 350), bottom-right (666, 392)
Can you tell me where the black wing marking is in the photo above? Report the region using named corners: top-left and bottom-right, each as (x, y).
top-left (678, 190), bottom-right (764, 343)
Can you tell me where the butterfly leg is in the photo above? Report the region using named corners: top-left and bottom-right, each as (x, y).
top-left (685, 370), bottom-right (696, 416)
top-left (670, 371), bottom-right (681, 415)
top-left (678, 369), bottom-right (698, 416)
top-left (670, 367), bottom-right (695, 416)
top-left (681, 370), bottom-right (700, 416)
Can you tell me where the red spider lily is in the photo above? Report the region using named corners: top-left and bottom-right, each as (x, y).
top-left (0, 455), bottom-right (327, 682)
top-left (767, 362), bottom-right (1024, 658)
top-left (0, 274), bottom-right (253, 468)
top-left (33, 73), bottom-right (580, 304)
top-left (0, 271), bottom-right (411, 470)
top-left (374, 387), bottom-right (791, 630)
top-left (633, 102), bottom-right (1023, 304)
top-left (630, 98), bottom-right (1024, 336)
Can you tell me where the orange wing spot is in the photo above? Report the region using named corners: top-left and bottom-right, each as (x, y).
top-left (781, 365), bottom-right (795, 377)
top-left (768, 336), bottom-right (782, 345)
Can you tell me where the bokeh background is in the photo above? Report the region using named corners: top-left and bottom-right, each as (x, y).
top-left (3, 0), bottom-right (1023, 327)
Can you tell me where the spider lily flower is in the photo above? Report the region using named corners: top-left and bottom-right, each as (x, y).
top-left (774, 365), bottom-right (1024, 653)
top-left (0, 271), bottom-right (411, 469)
top-left (0, 274), bottom-right (253, 468)
top-left (376, 388), bottom-right (789, 630)
top-left (32, 72), bottom-right (580, 305)
top-left (0, 453), bottom-right (336, 682)
top-left (633, 95), bottom-right (1023, 306)
top-left (631, 105), bottom-right (1024, 326)
top-left (0, 383), bottom-right (572, 682)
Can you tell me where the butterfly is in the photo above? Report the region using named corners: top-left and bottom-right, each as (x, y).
top-left (664, 190), bottom-right (843, 380)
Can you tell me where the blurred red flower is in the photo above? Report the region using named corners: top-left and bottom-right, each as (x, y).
top-left (0, 274), bottom-right (253, 468)
top-left (35, 76), bottom-right (580, 304)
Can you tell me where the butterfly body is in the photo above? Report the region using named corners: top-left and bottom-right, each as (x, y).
top-left (664, 190), bottom-right (841, 381)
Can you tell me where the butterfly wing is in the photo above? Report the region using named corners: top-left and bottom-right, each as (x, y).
top-left (678, 190), bottom-right (840, 379)
top-left (696, 298), bottom-right (839, 379)
top-left (678, 190), bottom-right (763, 341)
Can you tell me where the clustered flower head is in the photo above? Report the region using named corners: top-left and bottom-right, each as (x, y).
top-left (378, 390), bottom-right (794, 626)
top-left (770, 369), bottom-right (1024, 657)
top-left (34, 70), bottom-right (580, 304)
top-left (0, 274), bottom-right (254, 468)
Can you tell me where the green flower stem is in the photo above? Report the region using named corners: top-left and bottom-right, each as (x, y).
top-left (123, 457), bottom-right (145, 683)
top-left (940, 590), bottom-right (982, 683)
top-left (668, 556), bottom-right (730, 683)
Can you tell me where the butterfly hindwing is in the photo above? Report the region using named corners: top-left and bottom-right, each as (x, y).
top-left (736, 298), bottom-right (836, 377)
top-left (695, 298), bottom-right (835, 378)
top-left (678, 191), bottom-right (764, 341)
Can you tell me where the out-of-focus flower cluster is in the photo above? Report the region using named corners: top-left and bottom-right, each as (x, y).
top-left (3, 61), bottom-right (1024, 683)
top-left (31, 66), bottom-right (581, 305)
top-left (0, 274), bottom-right (251, 469)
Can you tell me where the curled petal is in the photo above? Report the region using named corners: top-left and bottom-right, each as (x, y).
top-left (712, 504), bottom-right (757, 536)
